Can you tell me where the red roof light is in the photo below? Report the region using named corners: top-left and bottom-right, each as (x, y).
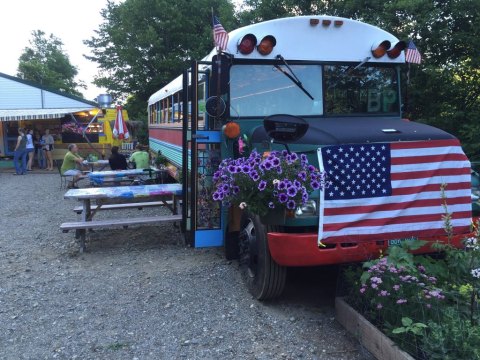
top-left (257, 35), bottom-right (276, 55)
top-left (237, 34), bottom-right (257, 55)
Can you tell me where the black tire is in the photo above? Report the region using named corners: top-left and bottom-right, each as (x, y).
top-left (225, 230), bottom-right (240, 260)
top-left (238, 212), bottom-right (286, 300)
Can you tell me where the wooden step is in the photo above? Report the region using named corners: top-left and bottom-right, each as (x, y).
top-left (60, 214), bottom-right (182, 232)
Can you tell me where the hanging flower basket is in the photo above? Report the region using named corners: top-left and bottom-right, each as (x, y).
top-left (212, 150), bottom-right (328, 218)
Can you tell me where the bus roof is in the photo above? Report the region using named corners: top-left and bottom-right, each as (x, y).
top-left (149, 16), bottom-right (403, 105)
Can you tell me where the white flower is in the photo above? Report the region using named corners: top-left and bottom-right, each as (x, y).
top-left (273, 179), bottom-right (280, 185)
top-left (465, 237), bottom-right (479, 250)
top-left (471, 268), bottom-right (480, 279)
top-left (239, 202), bottom-right (247, 209)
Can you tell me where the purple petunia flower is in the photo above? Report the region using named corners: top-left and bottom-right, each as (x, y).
top-left (298, 171), bottom-right (307, 182)
top-left (287, 186), bottom-right (297, 197)
top-left (272, 157), bottom-right (281, 167)
top-left (268, 202), bottom-right (275, 209)
top-left (277, 181), bottom-right (287, 190)
top-left (232, 186), bottom-right (240, 194)
top-left (258, 180), bottom-right (267, 191)
top-left (311, 180), bottom-right (320, 190)
top-left (278, 193), bottom-right (288, 203)
top-left (213, 192), bottom-right (220, 201)
top-left (286, 199), bottom-right (296, 209)
top-left (263, 160), bottom-right (273, 170)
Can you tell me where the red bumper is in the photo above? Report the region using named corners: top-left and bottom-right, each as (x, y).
top-left (267, 232), bottom-right (469, 267)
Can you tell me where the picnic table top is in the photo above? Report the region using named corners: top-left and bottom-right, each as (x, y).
top-left (88, 168), bottom-right (163, 179)
top-left (64, 183), bottom-right (182, 200)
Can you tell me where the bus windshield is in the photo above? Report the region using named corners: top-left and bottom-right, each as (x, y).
top-left (324, 65), bottom-right (399, 116)
top-left (230, 64), bottom-right (323, 117)
top-left (230, 64), bottom-right (400, 118)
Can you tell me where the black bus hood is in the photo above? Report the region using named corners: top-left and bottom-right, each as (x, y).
top-left (250, 117), bottom-right (456, 145)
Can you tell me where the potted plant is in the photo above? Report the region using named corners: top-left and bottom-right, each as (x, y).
top-left (212, 149), bottom-right (327, 224)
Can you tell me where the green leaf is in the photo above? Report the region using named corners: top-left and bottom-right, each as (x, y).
top-left (401, 317), bottom-right (413, 327)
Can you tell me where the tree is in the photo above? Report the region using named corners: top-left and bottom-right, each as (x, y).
top-left (17, 30), bottom-right (86, 97)
top-left (237, 0), bottom-right (480, 158)
top-left (84, 0), bottom-right (236, 106)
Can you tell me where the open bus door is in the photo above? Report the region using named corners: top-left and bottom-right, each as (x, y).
top-left (182, 59), bottom-right (226, 247)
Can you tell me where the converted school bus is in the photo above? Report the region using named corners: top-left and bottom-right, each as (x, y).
top-left (148, 16), bottom-right (473, 299)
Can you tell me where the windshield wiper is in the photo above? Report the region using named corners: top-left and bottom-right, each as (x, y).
top-left (274, 55), bottom-right (314, 100)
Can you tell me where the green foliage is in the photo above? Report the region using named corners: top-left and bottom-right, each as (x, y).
top-left (84, 0), bottom-right (237, 103)
top-left (154, 150), bottom-right (168, 167)
top-left (238, 0), bottom-right (480, 158)
top-left (392, 317), bottom-right (427, 335)
top-left (17, 30), bottom-right (86, 97)
top-left (344, 224), bottom-right (480, 359)
top-left (422, 308), bottom-right (480, 360)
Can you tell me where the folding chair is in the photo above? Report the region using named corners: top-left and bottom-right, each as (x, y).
top-left (56, 160), bottom-right (73, 189)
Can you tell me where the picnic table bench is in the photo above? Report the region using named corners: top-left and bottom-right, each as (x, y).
top-left (61, 183), bottom-right (183, 252)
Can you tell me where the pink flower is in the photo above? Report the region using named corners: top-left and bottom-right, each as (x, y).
top-left (377, 303), bottom-right (383, 309)
top-left (393, 285), bottom-right (400, 291)
top-left (396, 299), bottom-right (407, 304)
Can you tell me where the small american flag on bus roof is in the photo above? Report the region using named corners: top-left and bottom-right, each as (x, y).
top-left (212, 16), bottom-right (228, 51)
top-left (405, 40), bottom-right (422, 64)
top-left (317, 139), bottom-right (471, 245)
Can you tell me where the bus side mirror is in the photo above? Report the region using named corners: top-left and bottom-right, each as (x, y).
top-left (263, 114), bottom-right (309, 143)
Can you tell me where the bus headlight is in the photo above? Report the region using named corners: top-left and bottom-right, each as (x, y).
top-left (295, 200), bottom-right (317, 217)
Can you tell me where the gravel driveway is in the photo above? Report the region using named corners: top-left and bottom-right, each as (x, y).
top-left (0, 170), bottom-right (373, 360)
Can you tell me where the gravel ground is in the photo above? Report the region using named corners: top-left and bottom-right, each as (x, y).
top-left (0, 170), bottom-right (373, 360)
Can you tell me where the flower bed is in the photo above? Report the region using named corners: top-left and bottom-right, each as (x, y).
top-left (341, 233), bottom-right (480, 359)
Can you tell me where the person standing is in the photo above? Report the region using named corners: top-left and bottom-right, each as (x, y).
top-left (25, 129), bottom-right (35, 171)
top-left (128, 144), bottom-right (150, 169)
top-left (42, 129), bottom-right (54, 171)
top-left (108, 146), bottom-right (128, 170)
top-left (61, 144), bottom-right (86, 188)
top-left (34, 131), bottom-right (46, 169)
top-left (13, 128), bottom-right (28, 175)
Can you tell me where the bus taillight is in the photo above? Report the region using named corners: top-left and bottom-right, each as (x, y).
top-left (387, 41), bottom-right (407, 58)
top-left (237, 34), bottom-right (257, 55)
top-left (257, 35), bottom-right (276, 55)
top-left (371, 40), bottom-right (391, 58)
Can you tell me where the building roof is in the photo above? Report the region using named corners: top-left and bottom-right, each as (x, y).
top-left (0, 72), bottom-right (98, 121)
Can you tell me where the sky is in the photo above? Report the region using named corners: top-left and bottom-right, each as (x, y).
top-left (0, 0), bottom-right (116, 102)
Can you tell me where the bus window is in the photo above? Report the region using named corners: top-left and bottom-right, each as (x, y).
top-left (230, 64), bottom-right (322, 117)
top-left (324, 65), bottom-right (399, 116)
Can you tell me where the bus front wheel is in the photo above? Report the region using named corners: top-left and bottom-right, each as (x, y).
top-left (239, 212), bottom-right (286, 300)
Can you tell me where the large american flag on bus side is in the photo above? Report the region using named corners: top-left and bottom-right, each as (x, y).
top-left (317, 139), bottom-right (472, 244)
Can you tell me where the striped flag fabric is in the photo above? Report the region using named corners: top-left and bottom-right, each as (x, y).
top-left (405, 40), bottom-right (422, 64)
top-left (212, 15), bottom-right (228, 51)
top-left (317, 139), bottom-right (472, 245)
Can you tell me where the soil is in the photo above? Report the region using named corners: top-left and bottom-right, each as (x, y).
top-left (0, 170), bottom-right (373, 360)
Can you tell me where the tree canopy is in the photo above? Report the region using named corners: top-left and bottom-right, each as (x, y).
top-left (84, 0), bottom-right (236, 105)
top-left (85, 0), bottom-right (480, 158)
top-left (17, 30), bottom-right (85, 97)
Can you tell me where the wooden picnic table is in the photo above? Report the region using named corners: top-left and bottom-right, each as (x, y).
top-left (61, 183), bottom-right (183, 252)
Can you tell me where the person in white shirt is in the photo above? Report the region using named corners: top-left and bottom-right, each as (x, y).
top-left (25, 129), bottom-right (35, 171)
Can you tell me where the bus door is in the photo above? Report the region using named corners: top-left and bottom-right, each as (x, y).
top-left (182, 59), bottom-right (226, 247)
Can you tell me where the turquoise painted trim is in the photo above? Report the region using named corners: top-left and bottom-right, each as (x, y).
top-left (149, 138), bottom-right (189, 168)
top-left (195, 229), bottom-right (224, 247)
